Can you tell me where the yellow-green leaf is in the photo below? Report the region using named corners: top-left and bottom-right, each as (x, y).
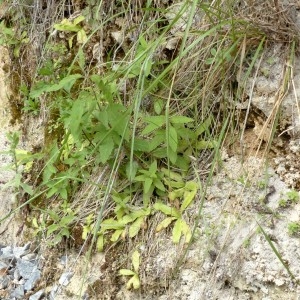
top-left (180, 219), bottom-right (192, 243)
top-left (96, 234), bottom-right (104, 252)
top-left (132, 250), bottom-right (140, 273)
top-left (129, 216), bottom-right (144, 238)
top-left (153, 202), bottom-right (180, 218)
top-left (126, 274), bottom-right (140, 290)
top-left (161, 168), bottom-right (183, 182)
top-left (111, 229), bottom-right (124, 242)
top-left (156, 217), bottom-right (177, 232)
top-left (77, 29), bottom-right (87, 44)
top-left (181, 189), bottom-right (197, 212)
top-left (119, 269), bottom-right (135, 276)
top-left (168, 125), bottom-right (178, 153)
top-left (172, 218), bottom-right (183, 243)
top-left (73, 15), bottom-right (85, 25)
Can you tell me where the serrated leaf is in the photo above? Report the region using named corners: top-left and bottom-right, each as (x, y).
top-left (169, 116), bottom-right (194, 124)
top-left (133, 139), bottom-right (151, 152)
top-left (142, 116), bottom-right (165, 134)
top-left (153, 202), bottom-right (180, 218)
top-left (172, 219), bottom-right (183, 243)
top-left (129, 216), bottom-right (144, 238)
top-left (132, 250), bottom-right (140, 273)
top-left (29, 74), bottom-right (82, 98)
top-left (156, 217), bottom-right (177, 232)
top-left (99, 138), bottom-right (114, 164)
top-left (119, 269), bottom-right (135, 276)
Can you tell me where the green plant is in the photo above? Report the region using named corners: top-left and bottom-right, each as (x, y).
top-left (278, 199), bottom-right (288, 208)
top-left (0, 20), bottom-right (29, 57)
top-left (119, 250), bottom-right (141, 290)
top-left (33, 200), bottom-right (76, 244)
top-left (154, 179), bottom-right (199, 244)
top-left (53, 15), bottom-right (87, 48)
top-left (288, 222), bottom-right (300, 236)
top-left (286, 190), bottom-right (299, 203)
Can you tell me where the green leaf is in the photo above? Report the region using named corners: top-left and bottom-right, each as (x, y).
top-left (172, 219), bottom-right (183, 243)
top-left (29, 74), bottom-right (82, 98)
top-left (169, 188), bottom-right (184, 201)
top-left (111, 229), bottom-right (124, 242)
top-left (144, 177), bottom-right (153, 194)
top-left (149, 160), bottom-right (157, 175)
top-left (99, 138), bottom-right (114, 164)
top-left (126, 161), bottom-right (139, 181)
top-left (73, 15), bottom-right (85, 25)
top-left (161, 168), bottom-right (183, 182)
top-left (77, 29), bottom-right (87, 44)
top-left (60, 227), bottom-right (70, 237)
top-left (54, 19), bottom-right (81, 32)
top-left (119, 269), bottom-right (135, 276)
top-left (180, 219), bottom-right (192, 243)
top-left (169, 148), bottom-right (178, 165)
top-left (156, 217), bottom-right (177, 232)
top-left (47, 224), bottom-right (59, 236)
top-left (169, 116), bottom-right (194, 124)
top-left (20, 182), bottom-right (33, 195)
top-left (142, 116), bottom-right (165, 135)
top-left (181, 189), bottom-right (197, 212)
top-left (133, 139), bottom-right (151, 152)
top-left (154, 99), bottom-right (164, 115)
top-left (153, 179), bottom-right (165, 191)
top-left (196, 140), bottom-right (215, 150)
top-left (168, 126), bottom-right (178, 153)
top-left (60, 215), bottom-right (74, 226)
top-left (101, 219), bottom-right (125, 230)
top-left (153, 202), bottom-right (180, 218)
top-left (132, 250), bottom-right (140, 273)
top-left (97, 234), bottom-right (104, 252)
top-left (196, 117), bottom-right (212, 136)
top-left (129, 217), bottom-right (144, 238)
top-left (125, 274), bottom-right (140, 289)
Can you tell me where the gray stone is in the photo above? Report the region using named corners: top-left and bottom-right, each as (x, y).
top-left (10, 284), bottom-right (25, 299)
top-left (29, 289), bottom-right (44, 300)
top-left (58, 271), bottom-right (73, 286)
top-left (24, 269), bottom-right (41, 291)
top-left (1, 246), bottom-right (14, 259)
top-left (0, 274), bottom-right (10, 289)
top-left (13, 243), bottom-right (31, 258)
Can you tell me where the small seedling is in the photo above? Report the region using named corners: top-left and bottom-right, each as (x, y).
top-left (119, 250), bottom-right (141, 290)
top-left (288, 222), bottom-right (300, 236)
top-left (286, 190), bottom-right (299, 203)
